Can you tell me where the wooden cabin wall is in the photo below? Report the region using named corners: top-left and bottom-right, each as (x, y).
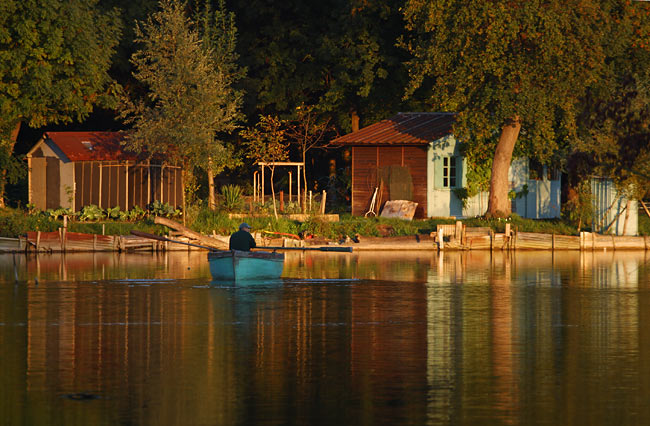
top-left (351, 146), bottom-right (428, 218)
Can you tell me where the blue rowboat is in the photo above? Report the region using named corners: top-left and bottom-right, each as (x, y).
top-left (208, 250), bottom-right (284, 281)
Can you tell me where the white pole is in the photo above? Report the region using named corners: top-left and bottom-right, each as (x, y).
top-left (261, 164), bottom-right (265, 205)
top-left (289, 171), bottom-right (292, 202)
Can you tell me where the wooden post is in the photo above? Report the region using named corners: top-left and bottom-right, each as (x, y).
top-left (438, 228), bottom-right (444, 250)
top-left (36, 231), bottom-right (40, 252)
top-left (147, 161), bottom-right (151, 206)
top-left (552, 233), bottom-right (555, 251)
top-left (253, 171), bottom-right (258, 203)
top-left (592, 232), bottom-right (596, 251)
top-left (125, 162), bottom-right (129, 211)
top-left (280, 191), bottom-right (284, 212)
top-left (455, 221), bottom-right (463, 243)
top-left (59, 227), bottom-right (66, 252)
top-left (93, 234), bottom-right (97, 251)
top-left (490, 229), bottom-right (494, 251)
top-left (102, 223), bottom-right (105, 236)
top-left (98, 164), bottom-right (103, 208)
top-left (320, 190), bottom-right (327, 215)
top-left (309, 190), bottom-right (312, 212)
top-left (505, 223), bottom-right (511, 250)
top-left (261, 164), bottom-right (265, 205)
top-left (297, 164), bottom-right (301, 208)
top-left (289, 172), bottom-right (292, 202)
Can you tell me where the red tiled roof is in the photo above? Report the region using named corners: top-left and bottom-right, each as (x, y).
top-left (44, 131), bottom-right (136, 161)
top-left (332, 112), bottom-right (455, 145)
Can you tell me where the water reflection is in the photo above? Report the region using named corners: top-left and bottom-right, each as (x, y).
top-left (1, 250), bottom-right (650, 425)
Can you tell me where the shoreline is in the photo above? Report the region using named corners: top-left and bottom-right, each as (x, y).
top-left (1, 229), bottom-right (649, 253)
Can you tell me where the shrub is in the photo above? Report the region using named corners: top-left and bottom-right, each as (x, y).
top-left (221, 185), bottom-right (243, 211)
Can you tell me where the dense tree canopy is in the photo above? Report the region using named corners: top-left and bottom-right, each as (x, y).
top-left (121, 0), bottom-right (241, 173)
top-left (402, 0), bottom-right (630, 215)
top-left (0, 0), bottom-right (121, 207)
top-left (574, 2), bottom-right (650, 200)
top-left (232, 0), bottom-right (414, 132)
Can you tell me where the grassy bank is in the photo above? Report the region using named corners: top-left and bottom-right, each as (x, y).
top-left (3, 206), bottom-right (648, 240)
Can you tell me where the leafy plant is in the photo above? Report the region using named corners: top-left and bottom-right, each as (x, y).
top-left (147, 200), bottom-right (181, 218)
top-left (79, 205), bottom-right (106, 221)
top-left (46, 207), bottom-right (74, 220)
top-left (106, 206), bottom-right (122, 219)
top-left (221, 184), bottom-right (243, 211)
top-left (128, 205), bottom-right (147, 221)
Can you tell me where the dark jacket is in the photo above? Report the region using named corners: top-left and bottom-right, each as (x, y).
top-left (229, 230), bottom-right (257, 251)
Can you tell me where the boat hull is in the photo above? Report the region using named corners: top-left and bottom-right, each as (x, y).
top-left (208, 250), bottom-right (284, 281)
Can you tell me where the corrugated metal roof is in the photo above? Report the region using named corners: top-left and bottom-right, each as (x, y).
top-left (43, 131), bottom-right (136, 162)
top-left (332, 112), bottom-right (455, 145)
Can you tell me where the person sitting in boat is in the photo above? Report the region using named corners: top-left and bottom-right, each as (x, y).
top-left (229, 223), bottom-right (257, 251)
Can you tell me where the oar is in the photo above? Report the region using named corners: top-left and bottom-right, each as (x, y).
top-left (252, 246), bottom-right (353, 253)
top-left (131, 230), bottom-right (353, 252)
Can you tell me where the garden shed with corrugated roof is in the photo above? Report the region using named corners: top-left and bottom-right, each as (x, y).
top-left (26, 131), bottom-right (183, 211)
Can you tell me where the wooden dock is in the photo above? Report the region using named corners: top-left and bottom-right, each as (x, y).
top-left (432, 223), bottom-right (650, 251)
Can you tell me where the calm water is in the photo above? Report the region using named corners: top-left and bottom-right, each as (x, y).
top-left (2, 249), bottom-right (650, 425)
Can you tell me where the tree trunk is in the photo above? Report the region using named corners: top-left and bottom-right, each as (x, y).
top-left (622, 199), bottom-right (632, 235)
top-left (270, 167), bottom-right (278, 219)
top-left (351, 111), bottom-right (360, 132)
top-left (302, 150), bottom-right (307, 213)
top-left (181, 166), bottom-right (187, 226)
top-left (207, 158), bottom-right (216, 211)
top-left (0, 122), bottom-right (21, 209)
top-left (487, 117), bottom-right (521, 217)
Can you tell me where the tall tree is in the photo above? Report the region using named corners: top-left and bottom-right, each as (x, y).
top-left (403, 0), bottom-right (614, 216)
top-left (121, 0), bottom-right (241, 213)
top-left (0, 0), bottom-right (121, 207)
top-left (284, 104), bottom-right (334, 209)
top-left (574, 1), bottom-right (650, 203)
top-left (194, 0), bottom-right (245, 210)
top-left (233, 0), bottom-right (412, 133)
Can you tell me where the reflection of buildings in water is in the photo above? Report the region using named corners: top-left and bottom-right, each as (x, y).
top-left (283, 251), bottom-right (436, 281)
top-left (0, 251), bottom-right (211, 283)
top-left (424, 249), bottom-right (650, 424)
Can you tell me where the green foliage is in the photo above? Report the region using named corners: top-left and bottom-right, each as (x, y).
top-left (147, 200), bottom-right (181, 218)
top-left (221, 185), bottom-right (243, 211)
top-left (79, 205), bottom-right (106, 222)
top-left (639, 213), bottom-right (650, 237)
top-left (402, 1), bottom-right (636, 213)
top-left (46, 208), bottom-right (75, 220)
top-left (121, 0), bottom-right (242, 177)
top-left (0, 208), bottom-right (61, 237)
top-left (232, 0), bottom-right (410, 133)
top-left (69, 218), bottom-right (166, 236)
top-left (562, 181), bottom-right (593, 231)
top-left (128, 205), bottom-right (147, 221)
top-left (0, 0), bottom-right (121, 204)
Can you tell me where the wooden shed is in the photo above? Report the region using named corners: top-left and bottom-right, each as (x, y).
top-left (332, 113), bottom-right (454, 218)
top-left (26, 132), bottom-right (183, 211)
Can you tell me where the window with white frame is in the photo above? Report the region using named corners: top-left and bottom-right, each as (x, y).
top-left (443, 156), bottom-right (458, 188)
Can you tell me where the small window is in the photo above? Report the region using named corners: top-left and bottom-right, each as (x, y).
top-left (81, 141), bottom-right (93, 151)
top-left (443, 156), bottom-right (458, 188)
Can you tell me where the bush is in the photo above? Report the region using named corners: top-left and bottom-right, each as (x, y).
top-left (0, 208), bottom-right (61, 237)
top-left (221, 185), bottom-right (244, 211)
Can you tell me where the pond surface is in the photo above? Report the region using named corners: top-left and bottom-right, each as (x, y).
top-left (2, 249), bottom-right (650, 425)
